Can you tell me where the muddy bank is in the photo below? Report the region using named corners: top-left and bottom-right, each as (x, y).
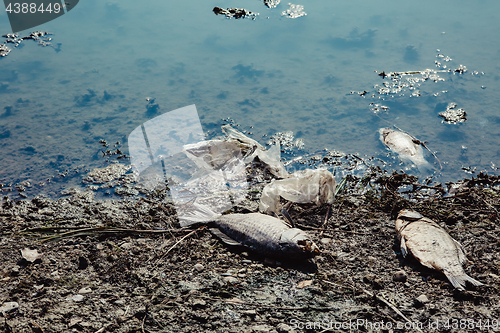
top-left (1, 171), bottom-right (499, 332)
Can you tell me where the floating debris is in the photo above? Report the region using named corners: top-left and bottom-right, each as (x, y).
top-left (396, 210), bottom-right (483, 291)
top-left (1, 31), bottom-right (55, 58)
top-left (281, 3), bottom-right (306, 19)
top-left (213, 7), bottom-right (259, 19)
top-left (379, 128), bottom-right (432, 172)
top-left (438, 103), bottom-right (466, 124)
top-left (263, 0), bottom-right (281, 8)
top-left (0, 44), bottom-right (11, 57)
top-left (369, 103), bottom-right (389, 114)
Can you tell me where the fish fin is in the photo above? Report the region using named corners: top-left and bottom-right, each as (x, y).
top-left (452, 238), bottom-right (468, 265)
top-left (281, 208), bottom-right (295, 228)
top-left (444, 271), bottom-right (484, 290)
top-left (209, 228), bottom-right (242, 246)
top-left (400, 236), bottom-right (408, 257)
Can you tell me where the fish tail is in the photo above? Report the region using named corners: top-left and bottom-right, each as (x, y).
top-left (445, 272), bottom-right (484, 290)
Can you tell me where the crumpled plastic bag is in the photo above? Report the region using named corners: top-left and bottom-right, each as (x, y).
top-left (222, 125), bottom-right (288, 179)
top-left (259, 168), bottom-right (336, 215)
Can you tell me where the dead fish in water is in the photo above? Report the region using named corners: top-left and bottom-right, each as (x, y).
top-left (207, 213), bottom-right (320, 260)
top-left (396, 209), bottom-right (483, 290)
top-left (379, 128), bottom-right (432, 172)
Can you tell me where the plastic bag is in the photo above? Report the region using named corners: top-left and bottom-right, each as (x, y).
top-left (222, 125), bottom-right (288, 179)
top-left (259, 168), bottom-right (336, 214)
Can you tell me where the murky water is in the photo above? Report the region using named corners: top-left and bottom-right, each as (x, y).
top-left (1, 0), bottom-right (499, 198)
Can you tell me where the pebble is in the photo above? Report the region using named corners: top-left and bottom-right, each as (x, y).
top-left (242, 260), bottom-right (252, 264)
top-left (320, 238), bottom-right (332, 245)
top-left (393, 270), bottom-right (407, 282)
top-left (414, 294), bottom-right (429, 306)
top-left (0, 301), bottom-right (19, 314)
top-left (120, 242), bottom-right (133, 250)
top-left (194, 263), bottom-right (204, 272)
top-left (10, 266), bottom-right (19, 276)
top-left (66, 294), bottom-right (85, 302)
top-left (79, 287), bottom-right (92, 294)
top-left (223, 276), bottom-right (239, 285)
top-left (276, 323), bottom-right (295, 333)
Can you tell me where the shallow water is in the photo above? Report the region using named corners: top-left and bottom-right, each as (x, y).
top-left (1, 0), bottom-right (499, 198)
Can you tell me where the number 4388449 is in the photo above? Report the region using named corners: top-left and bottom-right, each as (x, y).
top-left (5, 3), bottom-right (62, 14)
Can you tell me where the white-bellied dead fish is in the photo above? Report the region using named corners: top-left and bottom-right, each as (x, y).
top-left (396, 209), bottom-right (483, 291)
top-left (203, 213), bottom-right (320, 259)
top-left (379, 128), bottom-right (432, 172)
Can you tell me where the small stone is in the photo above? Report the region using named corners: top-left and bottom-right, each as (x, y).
top-left (0, 301), bottom-right (19, 314)
top-left (78, 287), bottom-right (92, 294)
top-left (10, 266), bottom-right (20, 276)
top-left (276, 323), bottom-right (295, 333)
top-left (393, 270), bottom-right (407, 282)
top-left (242, 309), bottom-right (257, 316)
top-left (252, 324), bottom-right (273, 332)
top-left (191, 299), bottom-right (206, 308)
top-left (193, 263), bottom-right (204, 272)
top-left (223, 276), bottom-right (239, 285)
top-left (414, 294), bottom-right (429, 307)
top-left (21, 248), bottom-right (43, 263)
top-left (242, 260), bottom-right (252, 264)
top-left (320, 238), bottom-right (332, 245)
top-left (120, 242), bottom-right (133, 250)
top-left (66, 294), bottom-right (85, 302)
top-left (96, 244), bottom-right (105, 250)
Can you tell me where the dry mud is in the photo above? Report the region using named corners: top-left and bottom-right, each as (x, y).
top-left (1, 170), bottom-right (500, 333)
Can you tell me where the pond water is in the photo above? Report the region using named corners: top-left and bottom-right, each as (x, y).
top-left (1, 0), bottom-right (499, 198)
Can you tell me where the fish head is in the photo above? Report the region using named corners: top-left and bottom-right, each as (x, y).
top-left (279, 228), bottom-right (320, 258)
top-left (379, 128), bottom-right (392, 142)
top-left (395, 209), bottom-right (423, 231)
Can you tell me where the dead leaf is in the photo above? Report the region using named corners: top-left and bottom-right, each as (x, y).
top-left (21, 248), bottom-right (43, 262)
top-left (297, 280), bottom-right (313, 289)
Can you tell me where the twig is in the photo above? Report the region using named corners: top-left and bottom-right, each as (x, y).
top-left (14, 226), bottom-right (191, 242)
top-left (153, 227), bottom-right (202, 266)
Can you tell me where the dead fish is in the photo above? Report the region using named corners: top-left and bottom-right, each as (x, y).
top-left (396, 209), bottom-right (483, 290)
top-left (209, 213), bottom-right (320, 259)
top-left (379, 128), bottom-right (432, 172)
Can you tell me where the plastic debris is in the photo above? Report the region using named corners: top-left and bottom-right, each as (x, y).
top-left (259, 168), bottom-right (336, 214)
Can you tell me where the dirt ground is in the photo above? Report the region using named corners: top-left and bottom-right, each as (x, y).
top-left (1, 166), bottom-right (500, 333)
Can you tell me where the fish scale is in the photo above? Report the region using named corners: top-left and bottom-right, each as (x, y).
top-left (396, 209), bottom-right (483, 291)
top-left (212, 213), bottom-right (319, 259)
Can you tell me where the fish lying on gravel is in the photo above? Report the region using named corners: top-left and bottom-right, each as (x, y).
top-left (395, 209), bottom-right (483, 291)
top-left (202, 213), bottom-right (320, 259)
top-left (379, 128), bottom-right (432, 172)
